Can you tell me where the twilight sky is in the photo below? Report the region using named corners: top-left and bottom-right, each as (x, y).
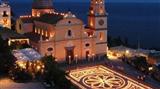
top-left (8, 0), bottom-right (160, 3)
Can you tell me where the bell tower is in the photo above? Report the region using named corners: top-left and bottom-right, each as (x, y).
top-left (88, 0), bottom-right (108, 56)
top-left (0, 0), bottom-right (11, 29)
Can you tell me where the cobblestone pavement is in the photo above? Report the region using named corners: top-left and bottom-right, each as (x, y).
top-left (0, 78), bottom-right (45, 89)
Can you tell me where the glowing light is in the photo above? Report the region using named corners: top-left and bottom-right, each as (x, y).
top-left (17, 62), bottom-right (26, 69)
top-left (68, 65), bottom-right (152, 89)
top-left (90, 21), bottom-right (93, 27)
top-left (126, 50), bottom-right (129, 54)
top-left (36, 65), bottom-right (41, 71)
top-left (149, 67), bottom-right (153, 71)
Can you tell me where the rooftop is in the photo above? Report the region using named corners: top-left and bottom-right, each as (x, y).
top-left (12, 48), bottom-right (42, 62)
top-left (0, 29), bottom-right (27, 40)
top-left (35, 14), bottom-right (64, 24)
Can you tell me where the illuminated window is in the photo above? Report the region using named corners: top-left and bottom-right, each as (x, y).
top-left (90, 20), bottom-right (93, 27)
top-left (38, 29), bottom-right (40, 34)
top-left (42, 30), bottom-right (44, 35)
top-left (50, 33), bottom-right (54, 38)
top-left (3, 19), bottom-right (7, 25)
top-left (45, 31), bottom-right (48, 37)
top-left (99, 32), bottom-right (104, 40)
top-left (35, 28), bottom-right (37, 33)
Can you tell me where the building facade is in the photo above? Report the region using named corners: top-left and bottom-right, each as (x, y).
top-left (0, 0), bottom-right (11, 29)
top-left (16, 0), bottom-right (108, 63)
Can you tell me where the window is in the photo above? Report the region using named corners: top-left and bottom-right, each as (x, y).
top-left (47, 47), bottom-right (53, 52)
top-left (19, 24), bottom-right (22, 30)
top-left (85, 43), bottom-right (90, 47)
top-left (3, 19), bottom-right (7, 24)
top-left (3, 11), bottom-right (8, 17)
top-left (86, 51), bottom-right (90, 59)
top-left (68, 21), bottom-right (71, 24)
top-left (99, 32), bottom-right (104, 40)
top-left (68, 30), bottom-right (72, 37)
top-left (45, 31), bottom-right (48, 37)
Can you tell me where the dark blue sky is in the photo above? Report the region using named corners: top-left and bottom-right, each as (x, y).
top-left (8, 0), bottom-right (160, 3)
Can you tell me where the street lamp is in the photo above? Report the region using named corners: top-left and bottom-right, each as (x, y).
top-left (36, 65), bottom-right (41, 71)
top-left (88, 54), bottom-right (91, 62)
top-left (75, 55), bottom-right (78, 64)
top-left (125, 50), bottom-right (130, 57)
top-left (126, 50), bottom-right (129, 55)
top-left (92, 54), bottom-right (95, 61)
top-left (149, 67), bottom-right (153, 71)
top-left (69, 55), bottom-right (71, 65)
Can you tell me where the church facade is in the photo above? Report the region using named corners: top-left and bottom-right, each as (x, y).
top-left (16, 0), bottom-right (108, 63)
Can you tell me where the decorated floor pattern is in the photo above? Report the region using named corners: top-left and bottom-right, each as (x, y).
top-left (68, 65), bottom-right (152, 89)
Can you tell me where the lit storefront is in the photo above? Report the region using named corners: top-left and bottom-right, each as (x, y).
top-left (12, 48), bottom-right (44, 73)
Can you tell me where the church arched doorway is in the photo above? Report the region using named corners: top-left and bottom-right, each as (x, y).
top-left (65, 46), bottom-right (75, 64)
top-left (65, 41), bottom-right (75, 64)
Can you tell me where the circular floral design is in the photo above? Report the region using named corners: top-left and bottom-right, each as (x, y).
top-left (82, 73), bottom-right (127, 89)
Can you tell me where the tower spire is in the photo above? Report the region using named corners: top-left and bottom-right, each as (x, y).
top-left (1, 0), bottom-right (9, 5)
top-left (89, 0), bottom-right (106, 16)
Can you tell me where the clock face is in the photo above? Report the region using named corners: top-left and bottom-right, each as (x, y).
top-left (98, 19), bottom-right (104, 26)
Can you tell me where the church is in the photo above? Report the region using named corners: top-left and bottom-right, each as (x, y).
top-left (16, 0), bottom-right (108, 63)
top-left (0, 0), bottom-right (11, 29)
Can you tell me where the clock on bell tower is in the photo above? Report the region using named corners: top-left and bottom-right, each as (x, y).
top-left (88, 0), bottom-right (108, 55)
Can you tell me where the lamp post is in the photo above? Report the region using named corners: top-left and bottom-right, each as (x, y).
top-left (75, 55), bottom-right (78, 64)
top-left (92, 54), bottom-right (95, 61)
top-left (88, 54), bottom-right (90, 62)
top-left (69, 55), bottom-right (71, 65)
top-left (125, 50), bottom-right (129, 57)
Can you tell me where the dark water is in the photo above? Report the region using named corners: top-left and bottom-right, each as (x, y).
top-left (10, 2), bottom-right (160, 48)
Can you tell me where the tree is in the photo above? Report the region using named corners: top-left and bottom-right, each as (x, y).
top-left (0, 35), bottom-right (15, 76)
top-left (132, 57), bottom-right (149, 72)
top-left (41, 56), bottom-right (76, 89)
top-left (108, 36), bottom-right (124, 47)
top-left (9, 64), bottom-right (32, 83)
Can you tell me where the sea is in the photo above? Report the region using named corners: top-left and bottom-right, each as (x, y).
top-left (10, 2), bottom-right (160, 49)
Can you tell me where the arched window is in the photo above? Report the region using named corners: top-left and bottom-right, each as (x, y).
top-left (99, 32), bottom-right (104, 40)
top-left (85, 43), bottom-right (90, 47)
top-left (19, 24), bottom-right (22, 30)
top-left (68, 30), bottom-right (72, 37)
top-left (3, 11), bottom-right (8, 17)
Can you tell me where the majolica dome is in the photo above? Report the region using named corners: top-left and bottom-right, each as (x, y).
top-left (32, 0), bottom-right (53, 9)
